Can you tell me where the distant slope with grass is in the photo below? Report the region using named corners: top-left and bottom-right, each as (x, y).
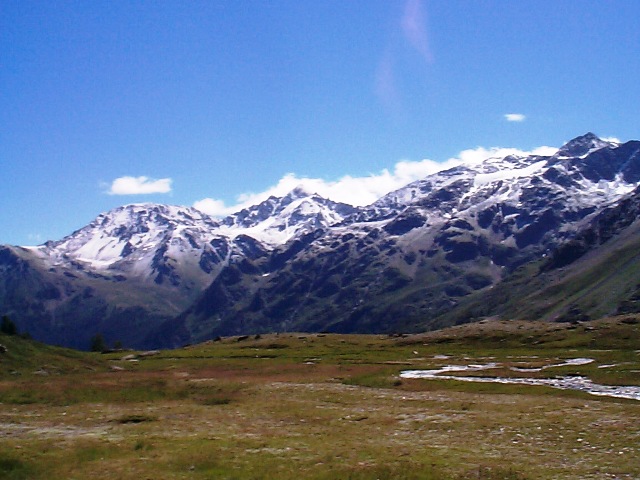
top-left (0, 331), bottom-right (104, 379)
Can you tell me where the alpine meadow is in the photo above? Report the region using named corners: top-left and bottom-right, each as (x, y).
top-left (2, 1), bottom-right (640, 478)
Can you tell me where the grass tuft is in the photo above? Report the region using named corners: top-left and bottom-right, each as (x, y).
top-left (0, 456), bottom-right (34, 480)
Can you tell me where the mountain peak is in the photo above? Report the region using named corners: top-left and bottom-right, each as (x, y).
top-left (557, 132), bottom-right (615, 157)
top-left (285, 185), bottom-right (317, 200)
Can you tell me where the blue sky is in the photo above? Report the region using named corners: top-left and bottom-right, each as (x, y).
top-left (1, 0), bottom-right (639, 246)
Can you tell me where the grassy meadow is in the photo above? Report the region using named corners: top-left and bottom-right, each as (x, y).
top-left (0, 316), bottom-right (639, 479)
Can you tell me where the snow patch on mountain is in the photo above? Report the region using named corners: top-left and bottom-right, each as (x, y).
top-left (217, 187), bottom-right (356, 246)
top-left (473, 159), bottom-right (547, 187)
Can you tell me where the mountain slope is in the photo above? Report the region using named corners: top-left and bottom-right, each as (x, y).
top-left (3, 133), bottom-right (640, 349)
top-left (440, 184), bottom-right (640, 325)
top-left (150, 134), bottom-right (640, 347)
top-left (0, 195), bottom-right (355, 349)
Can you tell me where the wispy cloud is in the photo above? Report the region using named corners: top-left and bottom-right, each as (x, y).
top-left (375, 0), bottom-right (432, 111)
top-left (193, 144), bottom-right (558, 217)
top-left (504, 113), bottom-right (526, 122)
top-left (401, 0), bottom-right (433, 63)
top-left (108, 176), bottom-right (172, 195)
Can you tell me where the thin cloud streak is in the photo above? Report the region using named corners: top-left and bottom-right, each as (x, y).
top-left (193, 144), bottom-right (558, 217)
top-left (402, 0), bottom-right (433, 63)
top-left (374, 0), bottom-right (432, 111)
top-left (108, 176), bottom-right (172, 195)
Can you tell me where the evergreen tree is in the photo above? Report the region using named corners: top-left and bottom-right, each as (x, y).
top-left (1, 316), bottom-right (17, 336)
top-left (90, 333), bottom-right (106, 352)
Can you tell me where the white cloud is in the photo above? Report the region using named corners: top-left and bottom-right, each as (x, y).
top-left (530, 145), bottom-right (560, 156)
top-left (192, 197), bottom-right (232, 217)
top-left (504, 113), bottom-right (526, 122)
top-left (193, 144), bottom-right (558, 217)
top-left (602, 136), bottom-right (621, 144)
top-left (108, 176), bottom-right (172, 195)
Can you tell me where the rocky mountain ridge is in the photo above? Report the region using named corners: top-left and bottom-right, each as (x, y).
top-left (2, 133), bottom-right (640, 349)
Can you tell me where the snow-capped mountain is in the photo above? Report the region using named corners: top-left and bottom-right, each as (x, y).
top-left (349, 133), bottom-right (636, 261)
top-left (218, 186), bottom-right (357, 245)
top-left (3, 133), bottom-right (640, 349)
top-left (160, 133), bottom-right (640, 345)
top-left (0, 187), bottom-right (359, 348)
top-left (365, 133), bottom-right (631, 222)
top-left (555, 132), bottom-right (619, 158)
top-left (24, 189), bottom-right (356, 288)
top-left (34, 204), bottom-right (221, 284)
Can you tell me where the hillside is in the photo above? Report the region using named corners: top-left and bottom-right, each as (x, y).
top-left (0, 330), bottom-right (104, 379)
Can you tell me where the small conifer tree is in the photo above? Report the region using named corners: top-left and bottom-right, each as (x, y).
top-left (1, 316), bottom-right (17, 336)
top-left (90, 333), bottom-right (106, 352)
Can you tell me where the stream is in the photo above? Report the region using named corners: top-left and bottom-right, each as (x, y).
top-left (400, 359), bottom-right (640, 401)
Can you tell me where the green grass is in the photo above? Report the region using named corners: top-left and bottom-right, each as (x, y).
top-left (0, 454), bottom-right (35, 480)
top-left (0, 316), bottom-right (639, 479)
top-left (0, 332), bottom-right (104, 379)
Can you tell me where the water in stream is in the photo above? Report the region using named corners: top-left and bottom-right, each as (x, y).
top-left (400, 359), bottom-right (640, 401)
